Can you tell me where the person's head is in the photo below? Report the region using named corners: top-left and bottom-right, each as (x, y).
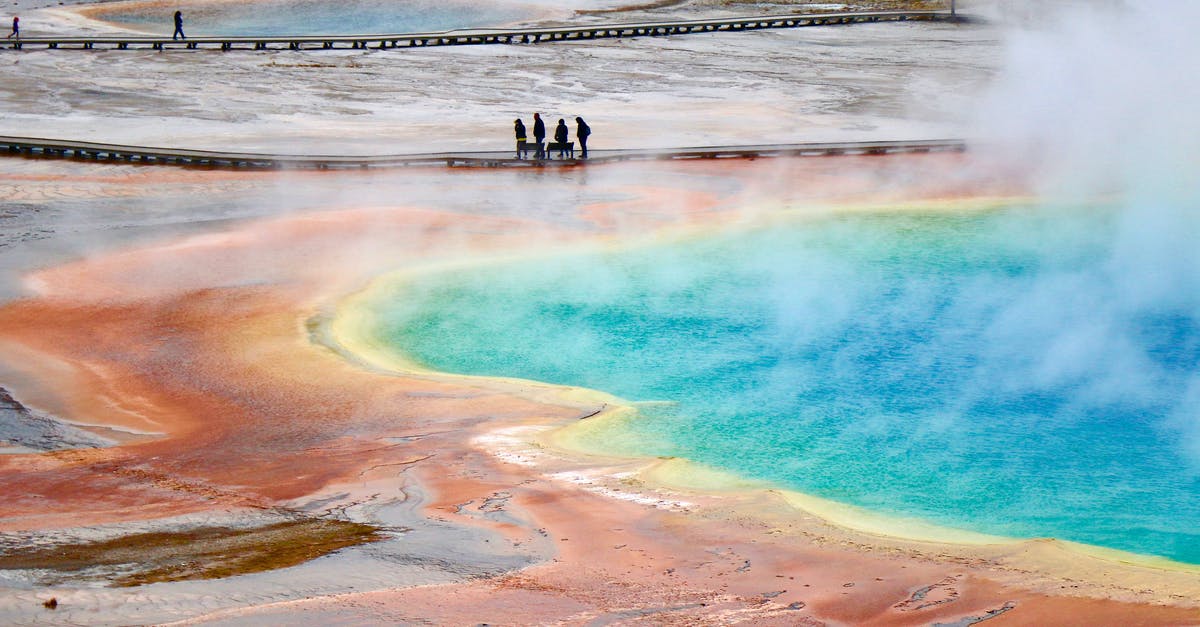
top-left (514, 119), bottom-right (521, 124)
top-left (533, 112), bottom-right (540, 120)
top-left (559, 119), bottom-right (566, 124)
top-left (576, 117), bottom-right (583, 123)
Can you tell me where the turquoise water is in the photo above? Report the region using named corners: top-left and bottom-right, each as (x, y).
top-left (355, 205), bottom-right (1200, 564)
top-left (99, 0), bottom-right (528, 37)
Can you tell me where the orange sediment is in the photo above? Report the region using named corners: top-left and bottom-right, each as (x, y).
top-left (1, 156), bottom-right (1196, 623)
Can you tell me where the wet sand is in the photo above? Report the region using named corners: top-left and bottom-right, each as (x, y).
top-left (0, 155), bottom-right (1198, 624)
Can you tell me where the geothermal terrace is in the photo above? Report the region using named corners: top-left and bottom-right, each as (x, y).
top-left (1, 1), bottom-right (1198, 625)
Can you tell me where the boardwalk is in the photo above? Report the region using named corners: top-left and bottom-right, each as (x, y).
top-left (0, 136), bottom-right (965, 170)
top-left (3, 10), bottom-right (954, 52)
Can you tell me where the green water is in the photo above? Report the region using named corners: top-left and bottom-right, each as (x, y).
top-left (351, 205), bottom-right (1200, 564)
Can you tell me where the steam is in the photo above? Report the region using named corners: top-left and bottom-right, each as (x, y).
top-left (976, 1), bottom-right (1200, 195)
top-left (971, 1), bottom-right (1200, 465)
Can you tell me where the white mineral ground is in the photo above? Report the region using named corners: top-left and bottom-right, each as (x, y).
top-left (1, 1), bottom-right (1198, 625)
top-left (0, 0), bottom-right (986, 153)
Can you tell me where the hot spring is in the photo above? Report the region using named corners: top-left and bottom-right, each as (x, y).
top-left (92, 0), bottom-right (532, 37)
top-left (341, 200), bottom-right (1200, 566)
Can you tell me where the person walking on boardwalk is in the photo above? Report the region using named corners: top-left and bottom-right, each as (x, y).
top-left (514, 118), bottom-right (527, 159)
top-left (172, 10), bottom-right (185, 40)
top-left (575, 117), bottom-right (591, 158)
top-left (6, 16), bottom-right (18, 40)
top-left (554, 119), bottom-right (569, 158)
top-left (532, 113), bottom-right (546, 159)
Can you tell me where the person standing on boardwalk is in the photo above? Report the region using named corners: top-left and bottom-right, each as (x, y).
top-left (514, 118), bottom-right (527, 159)
top-left (6, 16), bottom-right (18, 40)
top-left (575, 117), bottom-right (591, 158)
top-left (532, 113), bottom-right (546, 159)
top-left (554, 119), bottom-right (569, 158)
top-left (173, 11), bottom-right (185, 40)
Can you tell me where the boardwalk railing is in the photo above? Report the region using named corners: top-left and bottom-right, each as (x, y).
top-left (3, 10), bottom-right (953, 51)
top-left (0, 136), bottom-right (966, 169)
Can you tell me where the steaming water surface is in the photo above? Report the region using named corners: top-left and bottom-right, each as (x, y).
top-left (97, 0), bottom-right (531, 36)
top-left (351, 204), bottom-right (1200, 565)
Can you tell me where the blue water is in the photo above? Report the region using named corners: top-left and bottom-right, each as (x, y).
top-left (99, 0), bottom-right (529, 37)
top-left (355, 205), bottom-right (1200, 564)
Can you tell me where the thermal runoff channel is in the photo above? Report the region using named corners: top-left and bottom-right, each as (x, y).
top-left (347, 202), bottom-right (1200, 566)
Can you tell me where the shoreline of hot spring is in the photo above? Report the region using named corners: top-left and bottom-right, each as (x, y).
top-left (24, 0), bottom-right (674, 38)
top-left (324, 197), bottom-right (1200, 599)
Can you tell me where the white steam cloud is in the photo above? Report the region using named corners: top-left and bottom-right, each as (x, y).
top-left (973, 0), bottom-right (1200, 464)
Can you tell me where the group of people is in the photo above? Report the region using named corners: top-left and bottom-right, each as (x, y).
top-left (514, 113), bottom-right (591, 160)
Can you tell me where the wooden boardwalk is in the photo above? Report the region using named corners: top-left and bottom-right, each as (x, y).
top-left (0, 136), bottom-right (965, 170)
top-left (2, 10), bottom-right (953, 52)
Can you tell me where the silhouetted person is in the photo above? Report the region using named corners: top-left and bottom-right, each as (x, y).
top-left (7, 16), bottom-right (18, 40)
top-left (575, 117), bottom-right (591, 158)
top-left (514, 118), bottom-right (527, 159)
top-left (173, 11), bottom-right (185, 40)
top-left (532, 113), bottom-right (545, 159)
top-left (554, 119), bottom-right (569, 158)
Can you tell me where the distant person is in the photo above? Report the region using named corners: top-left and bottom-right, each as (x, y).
top-left (575, 117), bottom-right (591, 158)
top-left (172, 10), bottom-right (185, 40)
top-left (6, 16), bottom-right (18, 40)
top-left (532, 113), bottom-right (545, 159)
top-left (554, 119), bottom-right (569, 158)
top-left (514, 118), bottom-right (527, 159)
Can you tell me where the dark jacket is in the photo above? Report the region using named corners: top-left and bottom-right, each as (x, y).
top-left (576, 118), bottom-right (591, 139)
top-left (514, 120), bottom-right (526, 141)
top-left (554, 121), bottom-right (568, 144)
top-left (533, 117), bottom-right (545, 141)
